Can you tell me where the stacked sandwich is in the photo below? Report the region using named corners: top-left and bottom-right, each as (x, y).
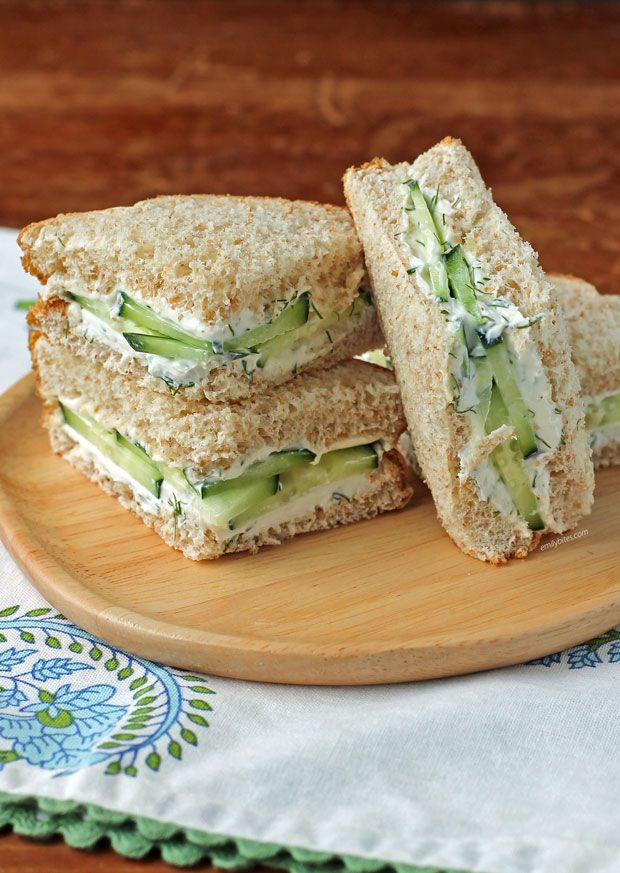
top-left (21, 196), bottom-right (414, 559)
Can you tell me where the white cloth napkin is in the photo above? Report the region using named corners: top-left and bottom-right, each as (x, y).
top-left (1, 228), bottom-right (619, 873)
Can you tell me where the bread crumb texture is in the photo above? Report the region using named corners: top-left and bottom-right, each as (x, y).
top-left (19, 195), bottom-right (366, 324)
top-left (31, 330), bottom-right (408, 479)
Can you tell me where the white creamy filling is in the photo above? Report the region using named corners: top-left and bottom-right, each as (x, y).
top-left (58, 285), bottom-right (271, 344)
top-left (584, 390), bottom-right (620, 451)
top-left (186, 432), bottom-right (388, 486)
top-left (590, 421), bottom-right (620, 453)
top-left (69, 295), bottom-right (370, 389)
top-left (400, 178), bottom-right (559, 521)
top-left (62, 420), bottom-right (386, 544)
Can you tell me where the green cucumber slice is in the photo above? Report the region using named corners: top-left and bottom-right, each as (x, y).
top-left (123, 333), bottom-right (214, 361)
top-left (201, 476), bottom-right (279, 528)
top-left (69, 293), bottom-right (115, 324)
top-left (60, 403), bottom-right (163, 497)
top-left (255, 291), bottom-right (371, 367)
top-left (223, 294), bottom-right (310, 352)
top-left (586, 393), bottom-right (620, 430)
top-left (405, 180), bottom-right (449, 300)
top-left (119, 294), bottom-right (208, 348)
top-left (444, 245), bottom-right (480, 320)
top-left (483, 340), bottom-right (538, 457)
top-left (485, 385), bottom-right (543, 531)
top-left (200, 450), bottom-right (315, 498)
top-left (230, 443), bottom-right (378, 529)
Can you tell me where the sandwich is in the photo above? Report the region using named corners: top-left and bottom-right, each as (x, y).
top-left (344, 137), bottom-right (594, 563)
top-left (552, 274), bottom-right (620, 469)
top-left (29, 311), bottom-right (414, 559)
top-left (19, 196), bottom-right (381, 402)
top-left (362, 275), bottom-right (620, 470)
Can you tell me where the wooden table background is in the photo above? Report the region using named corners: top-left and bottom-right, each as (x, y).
top-left (1, 0), bottom-right (619, 869)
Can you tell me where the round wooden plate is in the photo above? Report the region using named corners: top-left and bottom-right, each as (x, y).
top-left (1, 374), bottom-right (619, 685)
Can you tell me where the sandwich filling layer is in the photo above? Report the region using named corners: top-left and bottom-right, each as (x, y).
top-left (58, 401), bottom-right (388, 548)
top-left (65, 288), bottom-right (373, 391)
top-left (400, 180), bottom-right (563, 531)
top-left (585, 390), bottom-right (620, 452)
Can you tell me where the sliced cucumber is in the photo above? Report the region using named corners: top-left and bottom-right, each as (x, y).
top-left (254, 291), bottom-right (370, 367)
top-left (123, 333), bottom-right (214, 361)
top-left (201, 476), bottom-right (279, 528)
top-left (200, 450), bottom-right (315, 498)
top-left (230, 443), bottom-right (378, 529)
top-left (160, 463), bottom-right (198, 498)
top-left (69, 293), bottom-right (115, 324)
top-left (483, 340), bottom-right (538, 457)
top-left (118, 294), bottom-right (207, 347)
top-left (223, 294), bottom-right (310, 352)
top-left (444, 245), bottom-right (480, 320)
top-left (406, 180), bottom-right (449, 300)
top-left (60, 403), bottom-right (163, 497)
top-left (586, 393), bottom-right (620, 430)
top-left (485, 385), bottom-right (543, 531)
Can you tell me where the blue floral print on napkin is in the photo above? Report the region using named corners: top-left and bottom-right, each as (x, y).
top-left (0, 605), bottom-right (214, 778)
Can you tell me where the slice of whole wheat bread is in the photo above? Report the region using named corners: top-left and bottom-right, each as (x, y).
top-left (19, 195), bottom-right (366, 324)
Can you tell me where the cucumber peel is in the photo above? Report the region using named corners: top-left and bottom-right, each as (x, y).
top-left (406, 181), bottom-right (449, 300)
top-left (119, 294), bottom-right (208, 347)
top-left (223, 294), bottom-right (310, 352)
top-left (485, 385), bottom-right (543, 531)
top-left (60, 403), bottom-right (163, 497)
top-left (229, 444), bottom-right (378, 529)
top-left (483, 340), bottom-right (538, 457)
top-left (444, 245), bottom-right (480, 320)
top-left (200, 450), bottom-right (315, 498)
top-left (123, 333), bottom-right (215, 362)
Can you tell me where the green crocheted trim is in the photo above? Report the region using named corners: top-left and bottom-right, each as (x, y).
top-left (0, 790), bottom-right (473, 873)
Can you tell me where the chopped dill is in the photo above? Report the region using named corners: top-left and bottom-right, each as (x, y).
top-left (241, 359), bottom-right (255, 382)
top-left (309, 299), bottom-right (324, 320)
top-left (331, 492), bottom-right (351, 503)
top-left (228, 323), bottom-right (235, 336)
top-left (223, 534), bottom-right (240, 554)
top-left (56, 234), bottom-right (66, 247)
top-left (535, 433), bottom-right (551, 449)
top-left (325, 330), bottom-right (333, 344)
top-left (168, 495), bottom-right (185, 539)
top-left (554, 407), bottom-right (562, 414)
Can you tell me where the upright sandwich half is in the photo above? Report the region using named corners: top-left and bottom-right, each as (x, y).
top-left (29, 310), bottom-right (413, 559)
top-left (553, 274), bottom-right (620, 469)
top-left (19, 196), bottom-right (381, 402)
top-left (344, 137), bottom-right (594, 562)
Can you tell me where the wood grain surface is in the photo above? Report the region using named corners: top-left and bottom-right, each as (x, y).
top-left (1, 0), bottom-right (618, 868)
top-left (3, 374), bottom-right (620, 686)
